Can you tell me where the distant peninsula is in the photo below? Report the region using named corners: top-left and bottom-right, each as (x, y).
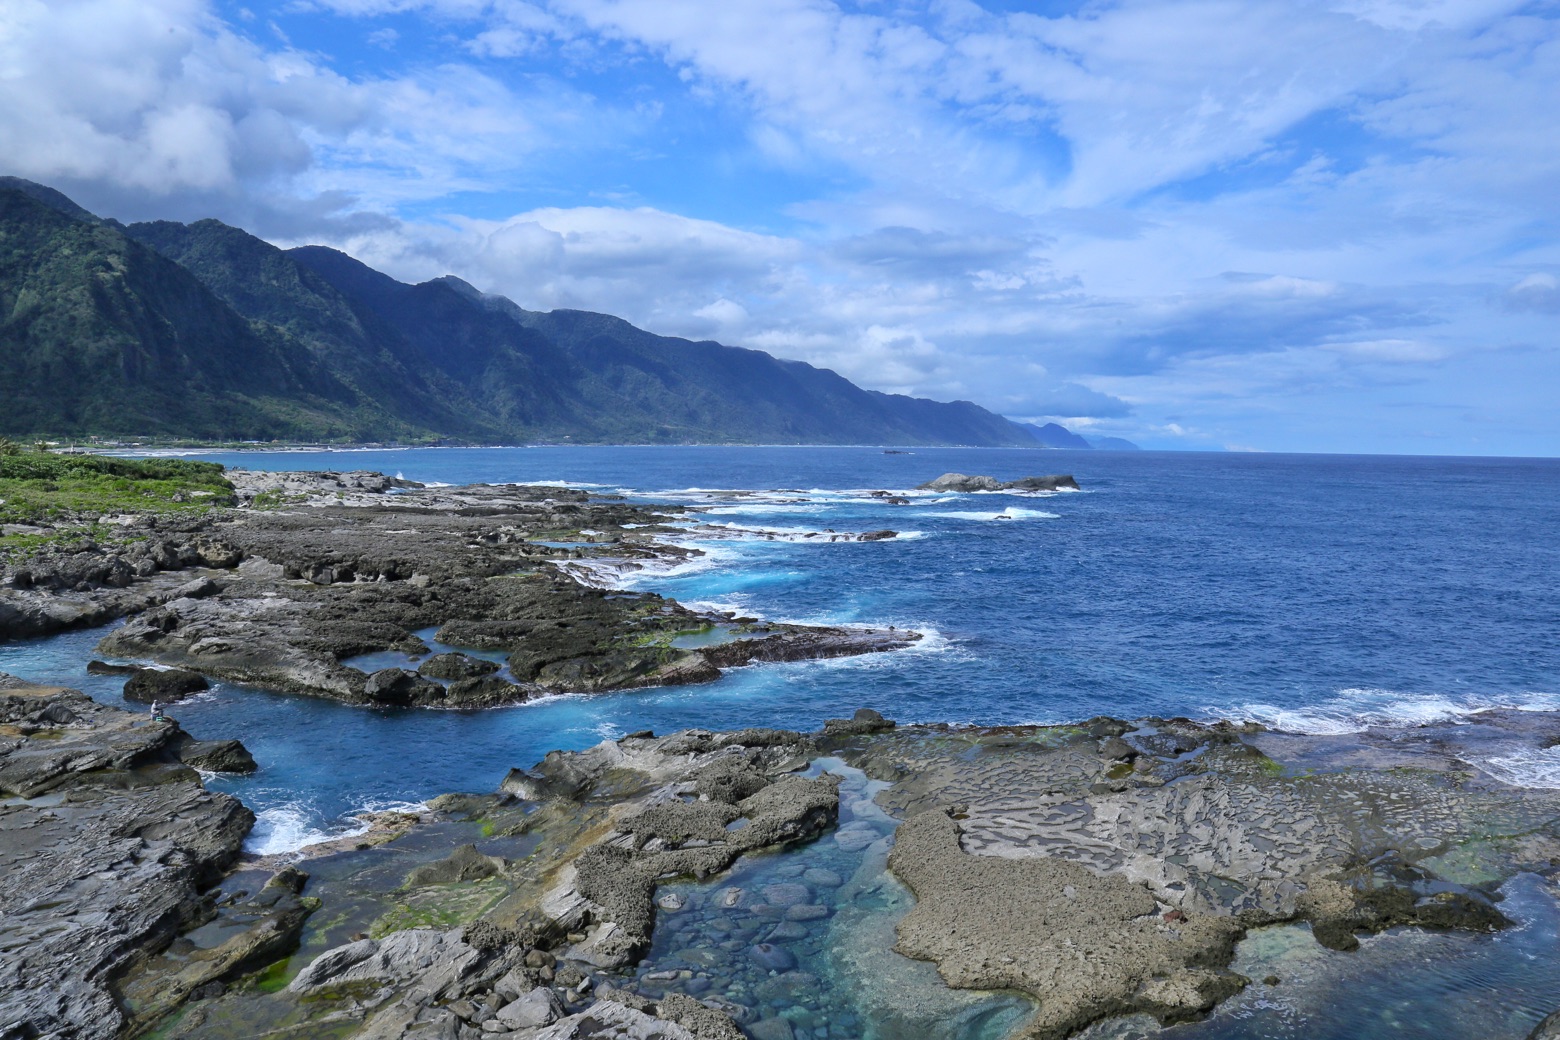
top-left (0, 177), bottom-right (1134, 451)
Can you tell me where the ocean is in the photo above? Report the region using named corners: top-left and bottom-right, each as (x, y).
top-left (4, 445), bottom-right (1558, 851)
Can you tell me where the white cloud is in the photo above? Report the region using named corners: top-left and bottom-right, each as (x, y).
top-left (0, 0), bottom-right (627, 228)
top-left (4, 0), bottom-right (1557, 452)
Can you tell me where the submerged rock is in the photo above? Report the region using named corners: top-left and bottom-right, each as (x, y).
top-left (748, 943), bottom-right (797, 972)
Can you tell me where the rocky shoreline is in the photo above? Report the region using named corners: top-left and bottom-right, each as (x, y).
top-left (7, 668), bottom-right (1560, 1039)
top-left (2, 469), bottom-right (919, 707)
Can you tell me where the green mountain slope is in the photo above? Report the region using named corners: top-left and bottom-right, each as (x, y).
top-left (124, 220), bottom-right (502, 442)
top-left (1, 178), bottom-right (1047, 446)
top-left (0, 188), bottom-right (368, 440)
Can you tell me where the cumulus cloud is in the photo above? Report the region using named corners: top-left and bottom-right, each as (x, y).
top-left (0, 0), bottom-right (631, 231)
top-left (5, 0), bottom-right (1557, 452)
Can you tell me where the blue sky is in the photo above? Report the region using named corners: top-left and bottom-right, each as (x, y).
top-left (2, 0), bottom-right (1558, 454)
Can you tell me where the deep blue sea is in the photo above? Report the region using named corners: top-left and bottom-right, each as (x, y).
top-left (4, 446), bottom-right (1559, 852)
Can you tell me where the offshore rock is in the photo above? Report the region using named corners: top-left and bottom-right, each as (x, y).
top-left (172, 735), bottom-right (258, 773)
top-left (916, 472), bottom-right (1080, 493)
top-left (123, 665), bottom-right (210, 702)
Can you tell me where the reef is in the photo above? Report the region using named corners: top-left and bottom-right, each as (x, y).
top-left (10, 702), bottom-right (1554, 1040)
top-left (1, 469), bottom-right (919, 707)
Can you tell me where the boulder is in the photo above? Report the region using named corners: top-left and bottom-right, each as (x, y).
top-left (362, 668), bottom-right (443, 707)
top-left (174, 738), bottom-right (257, 773)
top-left (495, 986), bottom-right (564, 1029)
top-left (822, 708), bottom-right (896, 736)
top-left (123, 668), bottom-right (209, 703)
top-left (417, 653), bottom-right (500, 681)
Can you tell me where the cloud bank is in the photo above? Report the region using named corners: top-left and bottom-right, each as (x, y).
top-left (2, 0), bottom-right (1557, 453)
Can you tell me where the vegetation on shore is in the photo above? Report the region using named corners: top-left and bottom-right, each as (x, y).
top-left (0, 444), bottom-right (232, 557)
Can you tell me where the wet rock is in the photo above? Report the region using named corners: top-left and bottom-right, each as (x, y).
top-left (173, 736), bottom-right (257, 773)
top-left (1529, 1010), bottom-right (1560, 1040)
top-left (784, 904), bottom-right (829, 922)
top-left (0, 684), bottom-right (253, 1040)
top-left (86, 659), bottom-right (138, 675)
top-left (802, 868), bottom-right (842, 888)
top-left (748, 943), bottom-right (797, 973)
top-left (760, 883), bottom-right (811, 907)
top-left (123, 666), bottom-right (209, 703)
top-left (822, 708), bottom-right (895, 737)
top-left (364, 667), bottom-right (445, 707)
top-left (446, 675), bottom-right (529, 706)
top-left (419, 653), bottom-right (501, 681)
top-left (833, 823), bottom-right (879, 852)
top-left (768, 921), bottom-right (809, 941)
top-left (746, 1016), bottom-right (796, 1040)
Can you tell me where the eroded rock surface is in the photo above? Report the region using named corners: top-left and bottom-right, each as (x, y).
top-left (0, 678), bottom-right (258, 1040)
top-left (857, 715), bottom-right (1560, 1038)
top-left (36, 471), bottom-right (919, 705)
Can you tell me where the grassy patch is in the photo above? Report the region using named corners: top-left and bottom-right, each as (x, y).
top-left (0, 452), bottom-right (233, 525)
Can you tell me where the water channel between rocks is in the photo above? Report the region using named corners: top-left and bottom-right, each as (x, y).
top-left (624, 759), bottom-right (1036, 1040)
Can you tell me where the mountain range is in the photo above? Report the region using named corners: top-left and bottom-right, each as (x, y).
top-left (0, 177), bottom-right (1135, 449)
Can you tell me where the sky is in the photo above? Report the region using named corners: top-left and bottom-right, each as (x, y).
top-left (2, 0), bottom-right (1558, 454)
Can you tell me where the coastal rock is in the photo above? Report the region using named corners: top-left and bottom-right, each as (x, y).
top-left (79, 474), bottom-right (917, 707)
top-left (889, 807), bottom-right (1248, 1039)
top-left (364, 667), bottom-right (445, 706)
top-left (418, 652), bottom-right (501, 681)
top-left (0, 683), bottom-right (253, 1040)
top-left (538, 732), bottom-right (836, 970)
top-left (915, 472), bottom-right (1079, 493)
top-left (531, 999), bottom-right (702, 1039)
top-left (123, 666), bottom-right (210, 702)
top-left (822, 707), bottom-right (896, 737)
top-left (287, 927), bottom-right (488, 998)
top-left (173, 736), bottom-right (258, 773)
top-left (1528, 1010), bottom-right (1560, 1040)
top-left (495, 986), bottom-right (564, 1028)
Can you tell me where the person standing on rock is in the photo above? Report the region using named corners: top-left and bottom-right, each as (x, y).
top-left (150, 700), bottom-right (162, 722)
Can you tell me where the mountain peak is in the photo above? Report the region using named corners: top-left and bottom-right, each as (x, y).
top-left (0, 177), bottom-right (99, 224)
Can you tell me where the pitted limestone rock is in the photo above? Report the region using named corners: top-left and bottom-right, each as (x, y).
top-left (889, 808), bottom-right (1247, 1040)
